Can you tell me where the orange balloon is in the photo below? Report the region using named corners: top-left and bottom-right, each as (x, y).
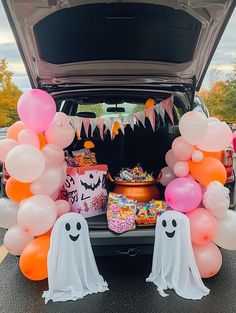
top-left (38, 133), bottom-right (47, 149)
top-left (189, 157), bottom-right (227, 186)
top-left (19, 235), bottom-right (50, 281)
top-left (145, 98), bottom-right (155, 109)
top-left (201, 150), bottom-right (223, 162)
top-left (84, 140), bottom-right (95, 149)
top-left (6, 177), bottom-right (33, 202)
top-left (7, 121), bottom-right (26, 141)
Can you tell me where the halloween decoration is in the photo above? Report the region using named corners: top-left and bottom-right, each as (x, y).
top-left (147, 211), bottom-right (209, 300)
top-left (43, 213), bottom-right (108, 303)
top-left (64, 165), bottom-right (108, 217)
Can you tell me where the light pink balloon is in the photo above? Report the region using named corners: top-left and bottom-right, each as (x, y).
top-left (159, 166), bottom-right (176, 186)
top-left (165, 177), bottom-right (202, 213)
top-left (193, 242), bottom-right (222, 278)
top-left (5, 144), bottom-right (45, 183)
top-left (58, 162), bottom-right (67, 188)
top-left (191, 150), bottom-right (204, 163)
top-left (30, 166), bottom-right (62, 195)
top-left (17, 195), bottom-right (57, 236)
top-left (52, 112), bottom-right (70, 127)
top-left (173, 161), bottom-right (189, 177)
top-left (17, 89), bottom-right (56, 133)
top-left (4, 225), bottom-right (34, 256)
top-left (55, 200), bottom-right (70, 217)
top-left (165, 149), bottom-right (178, 169)
top-left (179, 111), bottom-right (208, 145)
top-left (197, 120), bottom-right (233, 152)
top-left (0, 138), bottom-right (17, 162)
top-left (18, 129), bottom-right (40, 149)
top-left (45, 123), bottom-right (75, 149)
top-left (172, 136), bottom-right (194, 161)
top-left (42, 144), bottom-right (64, 167)
top-left (186, 208), bottom-right (218, 245)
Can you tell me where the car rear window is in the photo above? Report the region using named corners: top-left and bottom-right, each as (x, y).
top-left (34, 3), bottom-right (201, 65)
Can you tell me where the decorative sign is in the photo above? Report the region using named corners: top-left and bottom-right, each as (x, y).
top-left (64, 165), bottom-right (108, 218)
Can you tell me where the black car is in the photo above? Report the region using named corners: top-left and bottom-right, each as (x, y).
top-left (2, 0), bottom-right (235, 256)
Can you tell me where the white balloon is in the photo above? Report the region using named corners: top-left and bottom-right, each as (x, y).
top-left (191, 150), bottom-right (204, 163)
top-left (5, 144), bottom-right (46, 183)
top-left (203, 181), bottom-right (230, 218)
top-left (30, 166), bottom-right (62, 195)
top-left (17, 195), bottom-right (57, 236)
top-left (0, 139), bottom-right (17, 162)
top-left (179, 111), bottom-right (208, 145)
top-left (213, 210), bottom-right (236, 250)
top-left (4, 225), bottom-right (34, 255)
top-left (0, 198), bottom-right (18, 229)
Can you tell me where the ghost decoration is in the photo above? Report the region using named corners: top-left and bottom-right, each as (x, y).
top-left (146, 211), bottom-right (209, 300)
top-left (43, 213), bottom-right (108, 303)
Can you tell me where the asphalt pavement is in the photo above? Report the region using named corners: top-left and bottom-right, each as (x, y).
top-left (1, 245), bottom-right (236, 313)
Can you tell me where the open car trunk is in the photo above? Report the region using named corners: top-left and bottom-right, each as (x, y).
top-left (2, 0), bottom-right (236, 92)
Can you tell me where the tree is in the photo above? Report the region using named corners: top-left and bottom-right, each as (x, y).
top-left (198, 63), bottom-right (236, 124)
top-left (0, 59), bottom-right (22, 127)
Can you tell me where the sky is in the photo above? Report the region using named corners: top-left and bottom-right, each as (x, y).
top-left (0, 2), bottom-right (235, 91)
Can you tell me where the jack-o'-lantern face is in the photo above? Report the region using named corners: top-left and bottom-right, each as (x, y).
top-left (80, 171), bottom-right (101, 191)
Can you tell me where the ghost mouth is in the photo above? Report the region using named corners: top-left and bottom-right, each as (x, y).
top-left (69, 234), bottom-right (80, 241)
top-left (165, 231), bottom-right (175, 238)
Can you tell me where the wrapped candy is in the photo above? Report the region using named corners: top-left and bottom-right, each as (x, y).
top-left (107, 193), bottom-right (137, 233)
top-left (115, 164), bottom-right (154, 182)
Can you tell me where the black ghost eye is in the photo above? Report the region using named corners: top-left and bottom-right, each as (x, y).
top-left (162, 220), bottom-right (167, 228)
top-left (172, 220), bottom-right (177, 227)
top-left (77, 222), bottom-right (81, 231)
top-left (89, 174), bottom-right (94, 179)
top-left (65, 223), bottom-right (71, 231)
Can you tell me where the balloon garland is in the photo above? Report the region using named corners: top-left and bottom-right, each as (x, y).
top-left (0, 89), bottom-right (235, 283)
top-left (160, 110), bottom-right (234, 278)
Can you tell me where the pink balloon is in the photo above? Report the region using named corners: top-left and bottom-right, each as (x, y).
top-left (165, 149), bottom-right (178, 169)
top-left (159, 166), bottom-right (176, 186)
top-left (52, 112), bottom-right (70, 126)
top-left (233, 131), bottom-right (236, 153)
top-left (17, 89), bottom-right (56, 133)
top-left (191, 150), bottom-right (204, 163)
top-left (173, 161), bottom-right (189, 177)
top-left (42, 144), bottom-right (64, 167)
top-left (45, 124), bottom-right (75, 149)
top-left (5, 144), bottom-right (45, 183)
top-left (4, 225), bottom-right (34, 256)
top-left (197, 120), bottom-right (233, 152)
top-left (193, 242), bottom-right (222, 278)
top-left (30, 166), bottom-right (62, 196)
top-left (172, 136), bottom-right (194, 161)
top-left (55, 200), bottom-right (70, 217)
top-left (0, 138), bottom-right (17, 162)
top-left (17, 195), bottom-right (57, 236)
top-left (18, 129), bottom-right (40, 149)
top-left (186, 208), bottom-right (218, 245)
top-left (165, 177), bottom-right (202, 213)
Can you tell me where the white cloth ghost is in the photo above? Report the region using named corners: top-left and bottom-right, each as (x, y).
top-left (146, 211), bottom-right (210, 300)
top-left (43, 213), bottom-right (108, 303)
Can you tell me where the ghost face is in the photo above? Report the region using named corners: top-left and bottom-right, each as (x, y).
top-left (161, 218), bottom-right (177, 238)
top-left (65, 220), bottom-right (82, 242)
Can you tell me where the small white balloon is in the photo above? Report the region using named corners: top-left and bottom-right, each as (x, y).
top-left (0, 139), bottom-right (17, 162)
top-left (55, 200), bottom-right (70, 217)
top-left (4, 225), bottom-right (34, 255)
top-left (191, 150), bottom-right (204, 163)
top-left (173, 161), bottom-right (189, 177)
top-left (0, 198), bottom-right (18, 229)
